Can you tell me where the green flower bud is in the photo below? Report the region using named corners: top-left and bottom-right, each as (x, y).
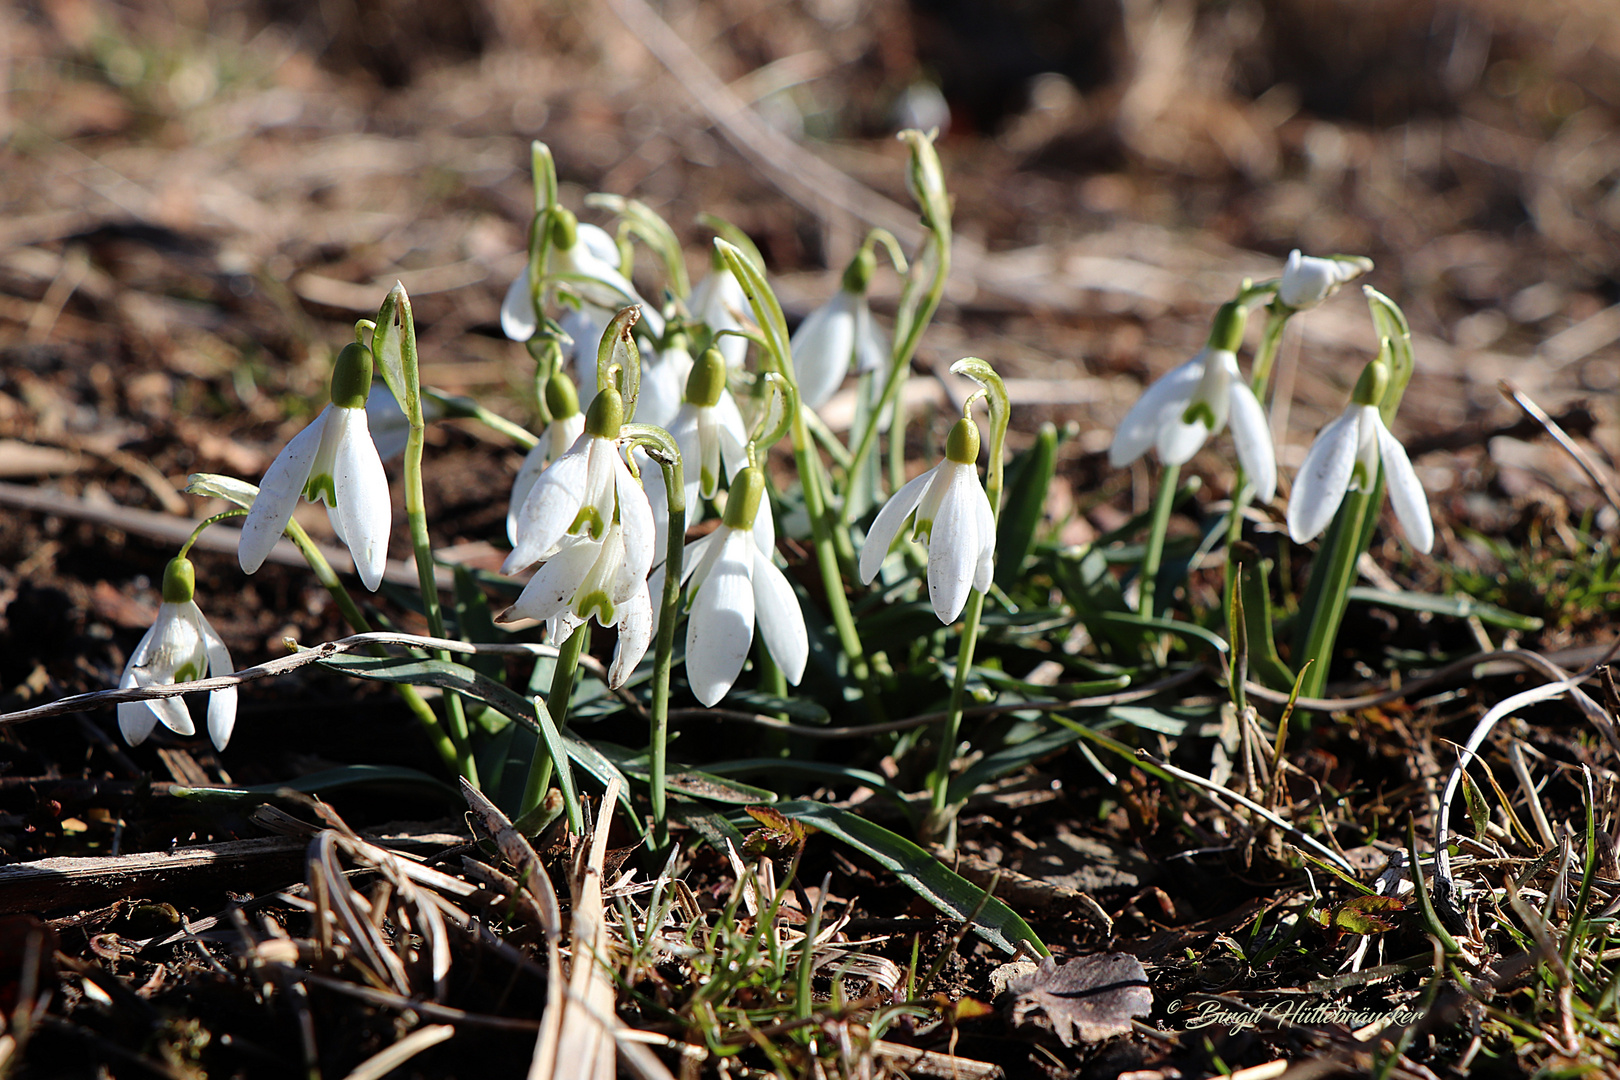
top-left (841, 247), bottom-right (875, 294)
top-left (945, 416), bottom-right (981, 464)
top-left (585, 385), bottom-right (624, 439)
top-left (1352, 359), bottom-right (1389, 407)
top-left (162, 556), bottom-right (196, 604)
top-left (722, 467), bottom-right (766, 530)
top-left (685, 348), bottom-right (728, 408)
top-left (545, 370), bottom-right (580, 419)
top-left (1206, 301), bottom-right (1247, 355)
top-left (329, 342), bottom-right (374, 410)
top-left (549, 206), bottom-right (579, 250)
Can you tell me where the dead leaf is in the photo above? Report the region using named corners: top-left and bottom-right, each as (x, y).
top-left (1006, 953), bottom-right (1152, 1047)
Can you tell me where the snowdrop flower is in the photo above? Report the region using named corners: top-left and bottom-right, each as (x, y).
top-left (689, 248), bottom-right (749, 370)
top-left (860, 415), bottom-right (994, 624)
top-left (668, 347), bottom-right (748, 509)
top-left (662, 467), bottom-right (807, 706)
top-left (239, 342), bottom-right (391, 591)
top-left (791, 248), bottom-right (888, 409)
top-left (1277, 250), bottom-right (1373, 311)
top-left (497, 523), bottom-right (653, 687)
top-left (119, 557), bottom-right (236, 750)
top-left (1287, 358), bottom-right (1433, 553)
top-left (504, 384), bottom-right (655, 578)
top-left (507, 372), bottom-right (587, 547)
top-left (500, 210), bottom-right (663, 344)
top-left (1107, 302), bottom-right (1276, 502)
top-left (635, 333), bottom-right (695, 430)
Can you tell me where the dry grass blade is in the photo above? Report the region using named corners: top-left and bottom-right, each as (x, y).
top-left (340, 1023), bottom-right (455, 1080)
top-left (547, 777), bottom-right (623, 1080)
top-left (1500, 380), bottom-right (1620, 516)
top-left (308, 831), bottom-right (413, 994)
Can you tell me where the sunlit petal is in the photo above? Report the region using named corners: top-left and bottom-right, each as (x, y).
top-left (197, 608), bottom-right (238, 751)
top-left (505, 436), bottom-right (591, 574)
top-left (859, 463), bottom-right (936, 584)
top-left (1227, 381), bottom-right (1277, 502)
top-left (500, 270), bottom-right (537, 342)
top-left (330, 407), bottom-right (391, 591)
top-left (239, 407), bottom-right (326, 574)
top-left (500, 539), bottom-right (601, 625)
top-left (926, 465), bottom-right (980, 623)
top-left (1286, 406), bottom-right (1360, 543)
top-left (1109, 358), bottom-right (1204, 468)
top-left (686, 529), bottom-right (756, 706)
top-left (1372, 412), bottom-right (1434, 554)
top-left (609, 581), bottom-right (653, 687)
top-left (752, 549), bottom-right (807, 685)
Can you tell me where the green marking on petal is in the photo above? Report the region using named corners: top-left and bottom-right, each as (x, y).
top-left (570, 506), bottom-right (605, 539)
top-left (174, 662), bottom-right (200, 683)
top-left (304, 473), bottom-right (337, 506)
top-left (1350, 461), bottom-right (1370, 492)
top-left (1181, 401), bottom-right (1216, 429)
top-left (574, 591), bottom-right (614, 624)
top-left (912, 517), bottom-right (934, 545)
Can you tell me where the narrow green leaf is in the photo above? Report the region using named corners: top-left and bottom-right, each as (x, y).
top-left (1232, 542), bottom-right (1295, 689)
top-left (772, 800), bottom-right (1048, 956)
top-left (1345, 587), bottom-right (1543, 632)
top-left (996, 423), bottom-right (1059, 590)
top-left (947, 725), bottom-right (1088, 803)
top-left (719, 689), bottom-right (831, 723)
top-left (1096, 612), bottom-right (1229, 655)
top-left (1459, 767), bottom-right (1489, 840)
top-left (169, 765), bottom-right (458, 803)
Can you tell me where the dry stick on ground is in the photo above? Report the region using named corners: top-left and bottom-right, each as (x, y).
top-left (0, 631), bottom-right (562, 726)
top-left (1499, 380), bottom-right (1620, 517)
top-left (0, 479), bottom-right (449, 589)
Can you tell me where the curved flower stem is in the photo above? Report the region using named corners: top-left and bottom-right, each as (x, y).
top-left (1139, 462), bottom-right (1181, 619)
top-left (282, 519), bottom-right (462, 775)
top-left (647, 453), bottom-right (685, 850)
top-left (842, 231), bottom-right (950, 529)
top-left (405, 396), bottom-right (477, 785)
top-left (177, 509), bottom-right (247, 559)
top-left (521, 622), bottom-right (588, 816)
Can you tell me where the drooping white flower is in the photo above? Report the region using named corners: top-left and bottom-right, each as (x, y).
top-left (689, 252), bottom-right (749, 370)
top-left (500, 212), bottom-right (663, 343)
top-left (859, 416), bottom-right (994, 624)
top-left (791, 249), bottom-right (888, 409)
top-left (239, 342), bottom-right (391, 591)
top-left (635, 334), bottom-right (695, 430)
top-left (667, 347), bottom-right (749, 509)
top-left (497, 523), bottom-right (653, 687)
top-left (1107, 303), bottom-right (1276, 502)
top-left (1287, 359), bottom-right (1433, 553)
top-left (118, 557), bottom-right (237, 751)
top-left (507, 371), bottom-right (587, 547)
top-left (657, 467), bottom-right (807, 706)
top-left (504, 385), bottom-right (655, 580)
top-left (1277, 250), bottom-right (1373, 311)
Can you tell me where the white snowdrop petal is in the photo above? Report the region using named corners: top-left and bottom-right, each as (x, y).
top-left (500, 270), bottom-right (538, 343)
top-left (613, 450), bottom-right (657, 581)
top-left (1372, 413), bottom-right (1434, 554)
top-left (1227, 381), bottom-right (1277, 503)
top-left (239, 408), bottom-right (327, 574)
top-left (686, 529), bottom-right (756, 707)
top-left (853, 298), bottom-right (888, 375)
top-left (1110, 358), bottom-right (1205, 467)
top-left (681, 530), bottom-right (724, 589)
top-left (118, 699), bottom-right (163, 746)
top-left (752, 492), bottom-right (776, 559)
top-left (970, 478), bottom-right (995, 596)
top-left (1286, 407), bottom-right (1361, 543)
top-left (609, 581), bottom-right (653, 687)
top-left (198, 611), bottom-right (238, 751)
top-left (151, 689), bottom-right (195, 736)
top-left (752, 548), bottom-right (808, 685)
top-left (508, 443), bottom-right (552, 547)
top-left (926, 464), bottom-right (981, 624)
top-left (505, 437), bottom-right (592, 574)
top-left (502, 540), bottom-right (601, 624)
top-left (791, 292), bottom-right (856, 409)
top-left (715, 393), bottom-right (751, 481)
top-left (859, 464), bottom-right (936, 584)
top-left (696, 408), bottom-right (723, 500)
top-left (330, 408), bottom-right (391, 592)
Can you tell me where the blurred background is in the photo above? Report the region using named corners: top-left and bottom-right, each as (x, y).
top-left (2, 0), bottom-right (1619, 672)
